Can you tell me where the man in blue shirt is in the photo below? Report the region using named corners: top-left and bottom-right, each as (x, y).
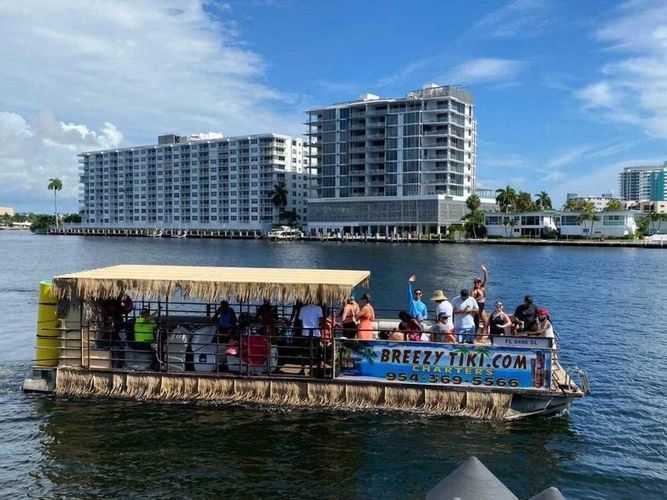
top-left (407, 274), bottom-right (428, 321)
top-left (213, 300), bottom-right (237, 342)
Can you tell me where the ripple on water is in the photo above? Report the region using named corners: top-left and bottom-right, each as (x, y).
top-left (0, 234), bottom-right (666, 498)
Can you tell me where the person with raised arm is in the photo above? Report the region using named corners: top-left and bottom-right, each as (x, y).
top-left (407, 274), bottom-right (428, 322)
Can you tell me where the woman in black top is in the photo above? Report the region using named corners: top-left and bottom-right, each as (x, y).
top-left (488, 301), bottom-right (512, 336)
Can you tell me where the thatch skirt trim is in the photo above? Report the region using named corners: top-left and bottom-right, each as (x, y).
top-left (55, 368), bottom-right (513, 420)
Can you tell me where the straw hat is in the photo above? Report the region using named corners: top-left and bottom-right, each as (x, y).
top-left (430, 290), bottom-right (448, 302)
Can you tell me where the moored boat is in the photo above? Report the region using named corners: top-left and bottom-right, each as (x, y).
top-left (267, 226), bottom-right (304, 240)
top-left (22, 265), bottom-right (588, 419)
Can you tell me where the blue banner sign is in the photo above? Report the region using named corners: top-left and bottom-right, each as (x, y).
top-left (337, 341), bottom-right (552, 391)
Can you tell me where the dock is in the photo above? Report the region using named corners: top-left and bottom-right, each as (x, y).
top-left (45, 227), bottom-right (667, 248)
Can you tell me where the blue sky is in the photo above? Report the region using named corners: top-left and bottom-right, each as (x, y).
top-left (0, 0), bottom-right (665, 212)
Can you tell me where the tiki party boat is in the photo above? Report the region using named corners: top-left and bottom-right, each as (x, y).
top-left (23, 264), bottom-right (589, 419)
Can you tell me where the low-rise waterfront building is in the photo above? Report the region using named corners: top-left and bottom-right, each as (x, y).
top-left (306, 84), bottom-right (487, 236)
top-left (79, 133), bottom-right (314, 234)
top-left (637, 200), bottom-right (667, 214)
top-left (485, 211), bottom-right (639, 238)
top-left (0, 206), bottom-right (15, 216)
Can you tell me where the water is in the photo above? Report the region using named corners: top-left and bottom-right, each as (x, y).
top-left (1, 231), bottom-right (666, 498)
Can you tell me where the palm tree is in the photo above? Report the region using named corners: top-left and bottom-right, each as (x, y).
top-left (515, 191), bottom-right (536, 211)
top-left (502, 216), bottom-right (517, 237)
top-left (603, 199), bottom-right (623, 211)
top-left (462, 209), bottom-right (484, 239)
top-left (562, 198), bottom-right (582, 211)
top-left (495, 185), bottom-right (517, 212)
top-left (47, 178), bottom-right (63, 231)
top-left (577, 201), bottom-right (598, 238)
top-left (465, 194), bottom-right (481, 212)
top-left (535, 191), bottom-right (552, 210)
top-left (648, 211), bottom-right (666, 234)
top-left (271, 183), bottom-right (288, 221)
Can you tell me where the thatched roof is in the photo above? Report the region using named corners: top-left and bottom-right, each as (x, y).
top-left (52, 264), bottom-right (370, 304)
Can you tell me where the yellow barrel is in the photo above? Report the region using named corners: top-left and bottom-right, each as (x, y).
top-left (35, 280), bottom-right (61, 367)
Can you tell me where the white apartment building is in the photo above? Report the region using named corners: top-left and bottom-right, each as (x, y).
top-left (565, 193), bottom-right (623, 211)
top-left (79, 133), bottom-right (314, 233)
top-left (485, 211), bottom-right (639, 238)
top-left (306, 84), bottom-right (483, 236)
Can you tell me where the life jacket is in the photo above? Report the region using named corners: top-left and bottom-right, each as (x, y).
top-left (134, 317), bottom-right (156, 342)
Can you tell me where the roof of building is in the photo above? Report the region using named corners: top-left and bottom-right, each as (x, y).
top-left (79, 132), bottom-right (301, 156)
top-left (308, 84), bottom-right (472, 111)
top-left (52, 264), bottom-right (370, 304)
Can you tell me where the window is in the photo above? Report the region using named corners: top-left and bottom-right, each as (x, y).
top-left (404, 112), bottom-right (420, 124)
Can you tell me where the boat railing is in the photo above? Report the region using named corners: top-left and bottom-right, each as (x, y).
top-left (36, 300), bottom-right (561, 391)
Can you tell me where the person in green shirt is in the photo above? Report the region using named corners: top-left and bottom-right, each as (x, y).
top-left (134, 308), bottom-right (157, 346)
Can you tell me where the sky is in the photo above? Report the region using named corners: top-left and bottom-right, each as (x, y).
top-left (0, 0), bottom-right (666, 213)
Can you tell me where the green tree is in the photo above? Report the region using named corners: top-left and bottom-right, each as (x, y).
top-left (47, 177), bottom-right (63, 231)
top-left (502, 216), bottom-right (517, 237)
top-left (495, 185), bottom-right (517, 212)
top-left (577, 201), bottom-right (599, 238)
top-left (461, 196), bottom-right (486, 239)
top-left (515, 191), bottom-right (536, 211)
top-left (603, 199), bottom-right (623, 211)
top-left (30, 215), bottom-right (56, 232)
top-left (465, 194), bottom-right (481, 212)
top-left (63, 213), bottom-right (82, 223)
top-left (535, 191), bottom-right (553, 210)
top-left (282, 210), bottom-right (299, 226)
top-left (647, 211), bottom-right (666, 234)
top-left (636, 214), bottom-right (651, 237)
top-left (271, 183), bottom-right (289, 222)
top-left (563, 198), bottom-right (583, 211)
top-left (462, 209), bottom-right (486, 239)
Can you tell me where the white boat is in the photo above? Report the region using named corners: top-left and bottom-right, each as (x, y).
top-left (267, 226), bottom-right (303, 240)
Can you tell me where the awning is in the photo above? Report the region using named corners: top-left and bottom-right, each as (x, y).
top-left (52, 264), bottom-right (370, 305)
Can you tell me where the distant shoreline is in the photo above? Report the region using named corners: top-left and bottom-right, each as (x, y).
top-left (36, 227), bottom-right (667, 249)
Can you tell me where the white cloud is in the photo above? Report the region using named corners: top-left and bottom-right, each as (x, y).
top-left (442, 58), bottom-right (524, 85)
top-left (377, 58), bottom-right (435, 87)
top-left (0, 111), bottom-right (122, 212)
top-left (0, 1), bottom-right (306, 210)
top-left (576, 0), bottom-right (667, 138)
top-left (473, 0), bottom-right (552, 38)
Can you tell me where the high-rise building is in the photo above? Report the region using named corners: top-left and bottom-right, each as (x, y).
top-left (306, 84), bottom-right (482, 236)
top-left (619, 164), bottom-right (667, 202)
top-left (79, 133), bottom-right (314, 232)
